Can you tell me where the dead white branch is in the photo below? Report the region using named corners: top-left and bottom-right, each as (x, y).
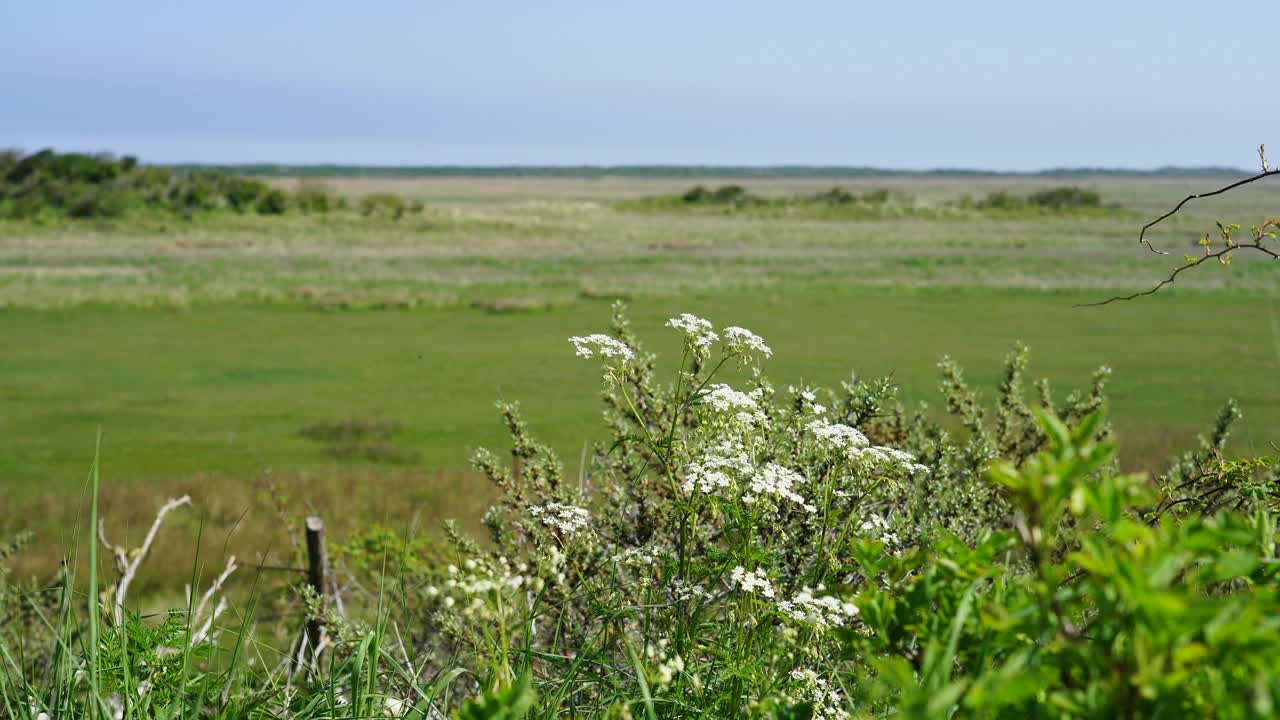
top-left (98, 495), bottom-right (191, 625)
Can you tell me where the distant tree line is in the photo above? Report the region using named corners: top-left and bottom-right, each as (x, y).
top-left (0, 149), bottom-right (422, 221)
top-left (172, 163), bottom-right (1253, 179)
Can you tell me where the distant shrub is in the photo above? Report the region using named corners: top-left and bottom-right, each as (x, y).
top-left (806, 187), bottom-right (893, 205)
top-left (809, 186), bottom-right (856, 204)
top-left (358, 192), bottom-right (407, 219)
top-left (293, 180), bottom-right (338, 213)
top-left (222, 176), bottom-right (269, 212)
top-left (681, 184), bottom-right (711, 203)
top-left (1027, 185), bottom-right (1102, 208)
top-left (65, 184), bottom-right (125, 218)
top-left (254, 188), bottom-right (289, 215)
top-left (859, 188), bottom-right (891, 204)
top-left (677, 184), bottom-right (766, 207)
top-left (975, 185), bottom-right (1105, 212)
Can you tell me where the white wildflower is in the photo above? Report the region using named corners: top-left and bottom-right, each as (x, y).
top-left (655, 654), bottom-right (685, 690)
top-left (777, 586), bottom-right (859, 628)
top-left (859, 514), bottom-right (901, 547)
top-left (666, 313), bottom-right (718, 355)
top-left (729, 566), bottom-right (775, 598)
top-left (695, 384), bottom-right (768, 427)
top-left (530, 502), bottom-right (591, 536)
top-left (702, 383), bottom-right (758, 413)
top-left (788, 669), bottom-right (850, 720)
top-left (746, 463), bottom-right (812, 509)
top-left (668, 576), bottom-right (711, 603)
top-left (612, 545), bottom-right (668, 567)
top-left (848, 445), bottom-right (930, 475)
top-left (806, 420), bottom-right (870, 450)
top-left (723, 326), bottom-right (773, 358)
top-left (681, 451), bottom-right (752, 495)
top-left (568, 334), bottom-right (634, 361)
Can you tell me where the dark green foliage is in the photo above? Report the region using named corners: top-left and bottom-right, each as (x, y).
top-left (624, 184), bottom-right (913, 217)
top-left (968, 185), bottom-right (1107, 213)
top-left (679, 184), bottom-right (765, 207)
top-left (293, 180), bottom-right (339, 213)
top-left (254, 188), bottom-right (289, 215)
top-left (0, 149), bottom-right (415, 221)
top-left (223, 176), bottom-right (270, 212)
top-left (358, 192), bottom-right (411, 219)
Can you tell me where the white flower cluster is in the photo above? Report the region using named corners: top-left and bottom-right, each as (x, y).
top-left (806, 419), bottom-right (870, 449)
top-left (744, 462), bottom-right (814, 511)
top-left (724, 326), bottom-right (773, 358)
top-left (788, 669), bottom-right (850, 720)
top-left (666, 313), bottom-right (719, 355)
top-left (655, 654), bottom-right (685, 691)
top-left (701, 383), bottom-right (758, 413)
top-left (668, 576), bottom-right (711, 603)
top-left (777, 586), bottom-right (859, 629)
top-left (806, 419), bottom-right (930, 475)
top-left (682, 451), bottom-right (752, 494)
top-left (568, 334), bottom-right (634, 361)
top-left (428, 557), bottom-right (535, 619)
top-left (859, 514), bottom-right (901, 547)
top-left (799, 389), bottom-right (828, 415)
top-left (611, 545), bottom-right (669, 567)
top-left (682, 453), bottom-right (814, 510)
top-left (729, 566), bottom-right (776, 598)
top-left (530, 502), bottom-right (591, 536)
top-left (699, 383), bottom-right (768, 426)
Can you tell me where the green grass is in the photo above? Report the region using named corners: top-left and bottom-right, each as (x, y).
top-left (1, 173), bottom-right (1277, 584)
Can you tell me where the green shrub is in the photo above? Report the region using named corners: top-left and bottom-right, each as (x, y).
top-left (254, 187), bottom-right (289, 215)
top-left (358, 192), bottom-right (407, 219)
top-left (975, 185), bottom-right (1105, 212)
top-left (293, 180), bottom-right (338, 213)
top-left (223, 176), bottom-right (269, 212)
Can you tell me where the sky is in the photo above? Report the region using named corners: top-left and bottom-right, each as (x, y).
top-left (2, 1), bottom-right (1277, 170)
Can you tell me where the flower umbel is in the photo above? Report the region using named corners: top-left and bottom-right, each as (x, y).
top-left (724, 326), bottom-right (773, 359)
top-left (667, 313), bottom-right (719, 356)
top-left (568, 334), bottom-right (634, 361)
top-left (530, 502), bottom-right (592, 536)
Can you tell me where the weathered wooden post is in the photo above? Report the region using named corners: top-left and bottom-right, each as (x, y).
top-left (304, 515), bottom-right (329, 654)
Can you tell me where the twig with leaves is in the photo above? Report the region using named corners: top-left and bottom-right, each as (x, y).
top-left (1082, 144), bottom-right (1279, 307)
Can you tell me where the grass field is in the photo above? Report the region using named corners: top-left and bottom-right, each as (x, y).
top-left (2, 174), bottom-right (1278, 586)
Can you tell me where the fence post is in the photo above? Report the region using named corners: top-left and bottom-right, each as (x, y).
top-left (304, 516), bottom-right (329, 653)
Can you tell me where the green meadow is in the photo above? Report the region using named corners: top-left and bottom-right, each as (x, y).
top-left (2, 173), bottom-right (1277, 583)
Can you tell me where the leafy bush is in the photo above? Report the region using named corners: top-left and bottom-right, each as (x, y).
top-left (679, 184), bottom-right (766, 207)
top-left (971, 185), bottom-right (1106, 213)
top-left (254, 187), bottom-right (289, 215)
top-left (293, 180), bottom-right (339, 213)
top-left (358, 192), bottom-right (409, 219)
top-left (4, 307), bottom-right (1278, 718)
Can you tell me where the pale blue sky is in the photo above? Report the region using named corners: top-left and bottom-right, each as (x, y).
top-left (2, 1), bottom-right (1276, 169)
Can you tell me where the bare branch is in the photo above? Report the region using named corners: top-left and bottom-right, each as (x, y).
top-left (1137, 168), bottom-right (1280, 256)
top-left (194, 554), bottom-right (238, 622)
top-left (1082, 160), bottom-right (1280, 308)
top-left (1078, 241), bottom-right (1279, 307)
top-left (101, 495), bottom-right (192, 625)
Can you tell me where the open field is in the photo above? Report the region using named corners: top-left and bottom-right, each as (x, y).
top-left (2, 174), bottom-right (1278, 585)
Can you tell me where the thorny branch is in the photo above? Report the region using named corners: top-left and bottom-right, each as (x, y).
top-left (1081, 144), bottom-right (1279, 307)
